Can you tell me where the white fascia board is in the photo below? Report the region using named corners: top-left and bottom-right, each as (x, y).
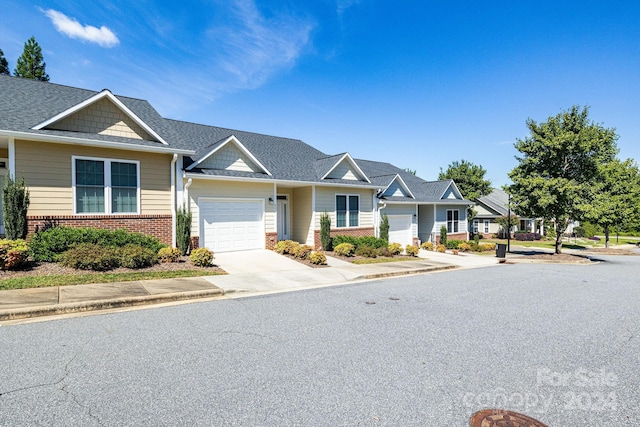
top-left (321, 153), bottom-right (371, 183)
top-left (439, 180), bottom-right (464, 200)
top-left (382, 174), bottom-right (415, 199)
top-left (183, 172), bottom-right (379, 189)
top-left (0, 130), bottom-right (193, 155)
top-left (31, 90), bottom-right (169, 145)
top-left (185, 135), bottom-right (272, 176)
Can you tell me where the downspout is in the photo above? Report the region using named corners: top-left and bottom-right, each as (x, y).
top-left (377, 200), bottom-right (387, 238)
top-left (170, 154), bottom-right (178, 248)
top-left (183, 177), bottom-right (193, 211)
top-left (8, 137), bottom-right (15, 179)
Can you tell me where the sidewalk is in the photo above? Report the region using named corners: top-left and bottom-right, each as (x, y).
top-left (0, 250), bottom-right (500, 321)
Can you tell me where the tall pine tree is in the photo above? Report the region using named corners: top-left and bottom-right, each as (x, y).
top-left (14, 37), bottom-right (49, 81)
top-left (0, 48), bottom-right (9, 75)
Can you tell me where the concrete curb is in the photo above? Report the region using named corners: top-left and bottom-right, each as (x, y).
top-left (362, 264), bottom-right (457, 279)
top-left (0, 288), bottom-right (224, 321)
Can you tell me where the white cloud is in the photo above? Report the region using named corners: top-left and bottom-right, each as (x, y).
top-left (336, 0), bottom-right (361, 17)
top-left (44, 9), bottom-right (119, 48)
top-left (207, 0), bottom-right (314, 91)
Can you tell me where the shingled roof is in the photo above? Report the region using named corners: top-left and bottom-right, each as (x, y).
top-left (476, 188), bottom-right (509, 215)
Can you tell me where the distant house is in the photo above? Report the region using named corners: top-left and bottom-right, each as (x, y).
top-left (0, 75), bottom-right (471, 251)
top-left (471, 188), bottom-right (542, 237)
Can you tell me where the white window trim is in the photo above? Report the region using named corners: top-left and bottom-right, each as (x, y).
top-left (72, 155), bottom-right (141, 215)
top-left (484, 220), bottom-right (490, 233)
top-left (446, 209), bottom-right (459, 233)
top-left (473, 219), bottom-right (479, 233)
top-left (335, 194), bottom-right (360, 228)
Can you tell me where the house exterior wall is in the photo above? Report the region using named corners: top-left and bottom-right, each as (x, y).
top-left (199, 143), bottom-right (262, 172)
top-left (435, 205), bottom-right (468, 242)
top-left (314, 186), bottom-right (374, 229)
top-left (382, 203), bottom-right (418, 240)
top-left (50, 98), bottom-right (152, 140)
top-left (15, 140), bottom-right (171, 216)
top-left (0, 148), bottom-right (8, 158)
top-left (187, 179), bottom-right (275, 237)
top-left (326, 162), bottom-right (359, 180)
top-left (291, 186), bottom-right (313, 245)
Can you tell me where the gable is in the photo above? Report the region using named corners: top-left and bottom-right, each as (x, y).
top-left (323, 154), bottom-right (370, 182)
top-left (381, 176), bottom-right (414, 198)
top-left (46, 97), bottom-right (154, 140)
top-left (441, 183), bottom-right (462, 200)
top-left (199, 142), bottom-right (263, 173)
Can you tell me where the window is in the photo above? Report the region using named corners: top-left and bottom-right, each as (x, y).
top-left (336, 195), bottom-right (359, 228)
top-left (484, 220), bottom-right (490, 233)
top-left (446, 209), bottom-right (459, 233)
top-left (74, 157), bottom-right (139, 214)
top-left (473, 219), bottom-right (479, 233)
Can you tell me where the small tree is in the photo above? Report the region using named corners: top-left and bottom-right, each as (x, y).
top-left (2, 174), bottom-right (30, 239)
top-left (14, 37), bottom-right (49, 81)
top-left (320, 212), bottom-right (331, 250)
top-left (440, 225), bottom-right (448, 246)
top-left (176, 206), bottom-right (192, 255)
top-left (379, 213), bottom-right (389, 243)
top-left (0, 48), bottom-right (9, 75)
top-left (496, 214), bottom-right (519, 238)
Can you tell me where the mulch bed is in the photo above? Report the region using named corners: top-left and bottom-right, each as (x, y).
top-left (0, 256), bottom-right (224, 279)
top-left (326, 251), bottom-right (416, 264)
top-left (582, 248), bottom-right (639, 256)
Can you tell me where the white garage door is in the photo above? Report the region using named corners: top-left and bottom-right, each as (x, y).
top-left (388, 215), bottom-right (412, 246)
top-left (200, 199), bottom-right (264, 252)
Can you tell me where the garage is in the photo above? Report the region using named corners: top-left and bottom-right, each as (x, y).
top-left (387, 215), bottom-right (412, 246)
top-left (200, 199), bottom-right (264, 252)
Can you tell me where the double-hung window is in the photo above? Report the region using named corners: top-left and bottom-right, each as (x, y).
top-left (484, 220), bottom-right (490, 233)
top-left (74, 157), bottom-right (139, 214)
top-left (336, 195), bottom-right (359, 228)
top-left (473, 219), bottom-right (479, 233)
top-left (446, 209), bottom-right (459, 233)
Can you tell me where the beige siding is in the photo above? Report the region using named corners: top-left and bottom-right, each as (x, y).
top-left (315, 187), bottom-right (374, 229)
top-left (50, 98), bottom-right (153, 140)
top-left (188, 179), bottom-right (274, 236)
top-left (326, 161), bottom-right (360, 180)
top-left (200, 143), bottom-right (262, 172)
top-left (418, 205), bottom-right (435, 243)
top-left (292, 186), bottom-right (313, 245)
top-left (474, 204), bottom-right (495, 217)
top-left (0, 148), bottom-right (8, 158)
top-left (15, 140), bottom-right (171, 216)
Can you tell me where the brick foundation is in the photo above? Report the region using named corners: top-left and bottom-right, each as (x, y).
top-left (412, 237), bottom-right (420, 247)
top-left (313, 227), bottom-right (375, 250)
top-left (436, 232), bottom-right (468, 245)
top-left (265, 232), bottom-right (277, 250)
top-left (190, 236), bottom-right (199, 250)
top-left (27, 215), bottom-right (172, 245)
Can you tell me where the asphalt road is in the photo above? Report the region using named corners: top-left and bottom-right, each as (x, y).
top-left (1, 255), bottom-right (638, 426)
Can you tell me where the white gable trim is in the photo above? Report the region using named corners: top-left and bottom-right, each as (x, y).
top-left (382, 174), bottom-right (415, 199)
top-left (321, 153), bottom-right (371, 183)
top-left (185, 135), bottom-right (272, 176)
top-left (32, 90), bottom-right (168, 145)
top-left (440, 180), bottom-right (464, 200)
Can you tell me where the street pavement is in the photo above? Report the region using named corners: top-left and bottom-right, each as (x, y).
top-left (0, 254), bottom-right (637, 425)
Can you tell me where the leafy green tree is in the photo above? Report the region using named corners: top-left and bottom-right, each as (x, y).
top-left (496, 214), bottom-right (519, 237)
top-left (379, 213), bottom-right (389, 243)
top-left (14, 37), bottom-right (49, 81)
top-left (579, 159), bottom-right (640, 248)
top-left (0, 48), bottom-right (9, 75)
top-left (508, 106), bottom-right (618, 253)
top-left (438, 159), bottom-right (491, 201)
top-left (2, 173), bottom-right (30, 239)
top-left (404, 168), bottom-right (417, 175)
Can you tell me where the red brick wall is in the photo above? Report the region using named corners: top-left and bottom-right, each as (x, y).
top-left (190, 236), bottom-right (199, 250)
top-left (27, 215), bottom-right (172, 245)
top-left (265, 232), bottom-right (277, 250)
top-left (435, 232), bottom-right (468, 245)
top-left (313, 227), bottom-right (375, 250)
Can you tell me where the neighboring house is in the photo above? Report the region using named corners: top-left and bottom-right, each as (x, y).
top-left (0, 75), bottom-right (470, 252)
top-left (472, 188), bottom-right (543, 237)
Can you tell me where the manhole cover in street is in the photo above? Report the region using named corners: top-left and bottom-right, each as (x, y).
top-left (470, 409), bottom-right (548, 427)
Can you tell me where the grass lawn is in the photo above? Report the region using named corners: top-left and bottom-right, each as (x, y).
top-left (483, 237), bottom-right (639, 250)
top-left (0, 270), bottom-right (220, 291)
top-left (351, 257), bottom-right (420, 265)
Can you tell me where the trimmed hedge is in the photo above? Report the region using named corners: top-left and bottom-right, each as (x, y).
top-left (29, 226), bottom-right (166, 262)
top-left (445, 239), bottom-right (465, 249)
top-left (332, 235), bottom-right (387, 249)
top-left (514, 232), bottom-right (541, 241)
top-left (59, 243), bottom-right (159, 271)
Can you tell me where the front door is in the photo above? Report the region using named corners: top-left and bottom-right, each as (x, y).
top-left (277, 197), bottom-right (290, 240)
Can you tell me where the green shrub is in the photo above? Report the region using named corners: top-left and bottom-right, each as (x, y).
top-left (458, 242), bottom-right (471, 252)
top-left (355, 245), bottom-right (377, 258)
top-left (158, 247), bottom-right (181, 263)
top-left (119, 244), bottom-right (157, 269)
top-left (479, 243), bottom-right (496, 252)
top-left (440, 225), bottom-right (448, 246)
top-left (309, 251), bottom-right (327, 265)
top-left (176, 206), bottom-right (192, 256)
top-left (420, 241), bottom-right (434, 251)
top-left (405, 244), bottom-right (419, 257)
top-left (436, 244), bottom-right (446, 253)
top-left (292, 244), bottom-right (313, 260)
top-left (377, 246), bottom-right (393, 257)
top-left (0, 239), bottom-right (29, 270)
top-left (388, 242), bottom-right (402, 255)
top-left (445, 239), bottom-right (464, 249)
top-left (29, 226), bottom-right (165, 262)
top-left (2, 174), bottom-right (30, 240)
top-left (331, 235), bottom-right (358, 247)
top-left (332, 235), bottom-right (387, 249)
top-left (379, 214), bottom-right (389, 243)
top-left (190, 247), bottom-right (214, 267)
top-left (59, 243), bottom-right (121, 271)
top-left (334, 242), bottom-right (355, 257)
top-left (274, 240), bottom-right (299, 255)
top-left (320, 212), bottom-right (332, 251)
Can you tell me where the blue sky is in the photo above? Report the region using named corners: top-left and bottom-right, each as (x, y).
top-left (2, 1), bottom-right (639, 187)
